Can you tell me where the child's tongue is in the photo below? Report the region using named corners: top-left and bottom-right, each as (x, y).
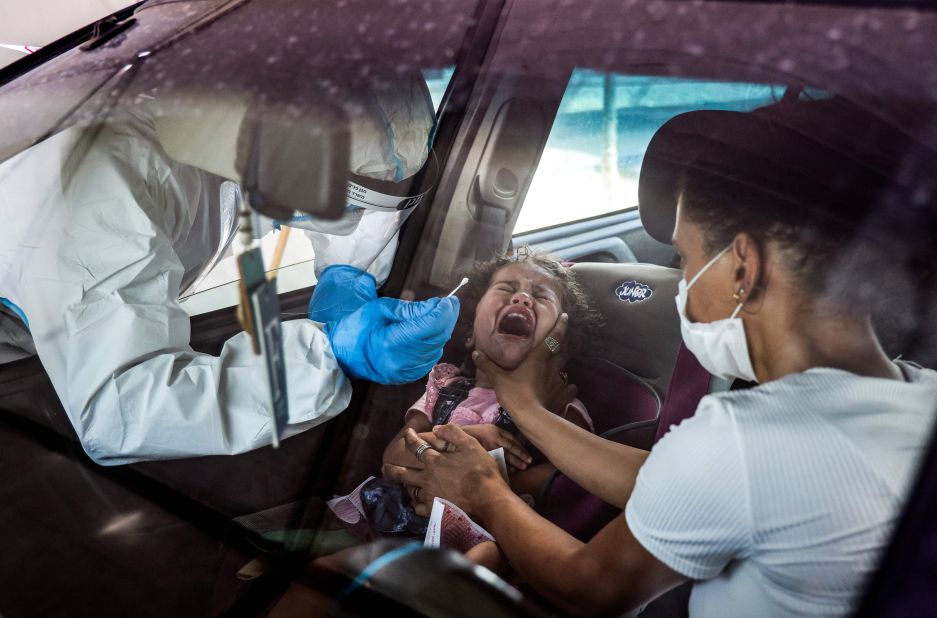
top-left (498, 313), bottom-right (532, 337)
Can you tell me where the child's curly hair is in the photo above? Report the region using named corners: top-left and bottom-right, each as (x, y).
top-left (450, 249), bottom-right (604, 366)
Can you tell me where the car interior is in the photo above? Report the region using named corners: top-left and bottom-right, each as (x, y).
top-left (1, 0), bottom-right (936, 616)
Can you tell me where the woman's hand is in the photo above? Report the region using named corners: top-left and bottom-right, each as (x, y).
top-left (473, 313), bottom-right (578, 416)
top-left (461, 424), bottom-right (533, 472)
top-left (383, 425), bottom-right (512, 518)
top-left (381, 409), bottom-right (438, 470)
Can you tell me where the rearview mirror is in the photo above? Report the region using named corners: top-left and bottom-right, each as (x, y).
top-left (154, 91), bottom-right (350, 221)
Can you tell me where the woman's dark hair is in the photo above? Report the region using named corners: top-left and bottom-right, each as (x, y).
top-left (678, 149), bottom-right (937, 361)
top-left (449, 249), bottom-right (604, 369)
top-left (677, 165), bottom-right (845, 296)
top-left (675, 97), bottom-right (937, 320)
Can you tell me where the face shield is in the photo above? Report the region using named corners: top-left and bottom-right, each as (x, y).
top-left (303, 155), bottom-right (437, 282)
top-left (288, 73), bottom-right (438, 285)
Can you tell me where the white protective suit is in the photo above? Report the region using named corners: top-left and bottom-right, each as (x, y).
top-left (0, 82), bottom-right (434, 465)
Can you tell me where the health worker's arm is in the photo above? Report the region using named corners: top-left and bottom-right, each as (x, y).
top-left (9, 118), bottom-right (351, 465)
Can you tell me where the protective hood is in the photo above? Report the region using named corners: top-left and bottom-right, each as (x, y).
top-left (298, 73), bottom-right (438, 285)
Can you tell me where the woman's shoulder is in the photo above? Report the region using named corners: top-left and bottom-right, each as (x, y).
top-left (701, 362), bottom-right (937, 427)
top-left (897, 360), bottom-right (937, 386)
top-left (713, 361), bottom-right (926, 396)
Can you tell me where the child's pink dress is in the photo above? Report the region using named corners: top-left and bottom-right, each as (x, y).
top-left (408, 363), bottom-right (593, 432)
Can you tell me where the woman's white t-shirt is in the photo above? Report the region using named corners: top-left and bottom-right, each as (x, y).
top-left (625, 362), bottom-right (937, 617)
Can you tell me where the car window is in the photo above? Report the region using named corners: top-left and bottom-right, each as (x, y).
top-left (514, 70), bottom-right (786, 234)
top-left (423, 66), bottom-right (456, 113)
top-left (177, 217), bottom-right (314, 316)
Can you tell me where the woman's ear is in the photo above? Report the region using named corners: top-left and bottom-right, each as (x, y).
top-left (731, 232), bottom-right (763, 302)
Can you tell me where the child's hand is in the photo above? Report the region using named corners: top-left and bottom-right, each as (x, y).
top-left (461, 424), bottom-right (532, 472)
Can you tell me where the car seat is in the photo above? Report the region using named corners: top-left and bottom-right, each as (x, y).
top-left (536, 262), bottom-right (713, 541)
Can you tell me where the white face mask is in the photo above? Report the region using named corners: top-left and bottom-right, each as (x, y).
top-left (675, 245), bottom-right (758, 383)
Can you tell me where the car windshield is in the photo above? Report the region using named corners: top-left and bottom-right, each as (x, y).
top-left (0, 0), bottom-right (475, 326)
top-left (0, 0), bottom-right (472, 161)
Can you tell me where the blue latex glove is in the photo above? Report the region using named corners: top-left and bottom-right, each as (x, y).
top-left (308, 265), bottom-right (377, 323)
top-left (326, 296), bottom-right (460, 384)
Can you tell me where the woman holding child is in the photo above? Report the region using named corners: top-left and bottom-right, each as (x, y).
top-left (324, 251), bottom-right (601, 570)
top-left (386, 97), bottom-right (937, 616)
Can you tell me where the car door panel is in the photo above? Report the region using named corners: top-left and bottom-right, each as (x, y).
top-left (513, 209), bottom-right (675, 266)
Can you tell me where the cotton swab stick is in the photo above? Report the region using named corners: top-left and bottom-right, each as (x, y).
top-left (267, 225), bottom-right (291, 280)
top-left (448, 277), bottom-right (469, 297)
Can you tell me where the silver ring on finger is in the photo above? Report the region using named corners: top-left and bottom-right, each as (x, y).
top-left (415, 442), bottom-right (432, 462)
top-left (544, 336), bottom-right (561, 354)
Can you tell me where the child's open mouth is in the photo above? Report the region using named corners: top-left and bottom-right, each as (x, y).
top-left (496, 307), bottom-right (534, 338)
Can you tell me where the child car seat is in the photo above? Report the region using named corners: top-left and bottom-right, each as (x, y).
top-left (537, 262), bottom-right (712, 540)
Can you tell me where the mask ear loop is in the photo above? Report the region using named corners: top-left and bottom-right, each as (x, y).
top-left (687, 245), bottom-right (732, 289)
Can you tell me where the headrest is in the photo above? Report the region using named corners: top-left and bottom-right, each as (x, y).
top-left (570, 262), bottom-right (682, 397)
top-left (637, 96), bottom-right (937, 247)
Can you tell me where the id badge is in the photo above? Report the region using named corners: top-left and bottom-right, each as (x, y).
top-left (237, 247), bottom-right (289, 446)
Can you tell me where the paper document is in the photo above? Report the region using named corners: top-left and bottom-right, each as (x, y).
top-left (424, 498), bottom-right (494, 552)
top-left (487, 447), bottom-right (509, 481)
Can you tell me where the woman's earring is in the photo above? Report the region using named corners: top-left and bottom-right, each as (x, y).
top-left (733, 288), bottom-right (746, 303)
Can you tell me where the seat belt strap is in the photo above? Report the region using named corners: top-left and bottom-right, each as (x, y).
top-left (654, 342), bottom-right (711, 443)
